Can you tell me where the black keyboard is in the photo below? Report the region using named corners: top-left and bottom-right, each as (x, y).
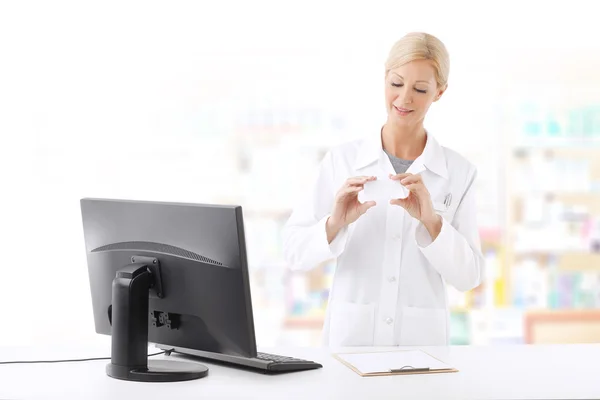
top-left (160, 345), bottom-right (323, 373)
top-left (256, 352), bottom-right (307, 363)
top-left (254, 352), bottom-right (322, 372)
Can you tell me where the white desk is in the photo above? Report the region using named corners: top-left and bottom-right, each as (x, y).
top-left (1, 343), bottom-right (599, 399)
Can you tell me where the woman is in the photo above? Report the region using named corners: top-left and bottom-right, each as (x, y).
top-left (282, 32), bottom-right (484, 347)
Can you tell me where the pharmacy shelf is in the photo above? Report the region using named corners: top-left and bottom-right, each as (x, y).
top-left (283, 315), bottom-right (325, 329)
top-left (558, 252), bottom-right (600, 271)
top-left (514, 251), bottom-right (600, 265)
top-left (501, 71), bottom-right (600, 316)
top-left (553, 193), bottom-right (600, 214)
top-left (524, 309), bottom-right (600, 344)
top-left (513, 141), bottom-right (600, 151)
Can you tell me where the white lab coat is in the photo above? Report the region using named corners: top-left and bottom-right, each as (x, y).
top-left (282, 130), bottom-right (484, 347)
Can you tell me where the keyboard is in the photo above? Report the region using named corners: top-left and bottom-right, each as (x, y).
top-left (158, 345), bottom-right (323, 373)
top-left (256, 352), bottom-right (298, 362)
top-left (254, 352), bottom-right (322, 372)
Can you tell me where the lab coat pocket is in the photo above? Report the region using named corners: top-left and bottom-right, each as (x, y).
top-left (399, 306), bottom-right (447, 346)
top-left (328, 301), bottom-right (375, 346)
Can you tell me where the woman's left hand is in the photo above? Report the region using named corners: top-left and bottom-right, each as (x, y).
top-left (389, 173), bottom-right (442, 239)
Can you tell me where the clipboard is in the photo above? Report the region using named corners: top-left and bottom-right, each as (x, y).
top-left (333, 349), bottom-right (459, 377)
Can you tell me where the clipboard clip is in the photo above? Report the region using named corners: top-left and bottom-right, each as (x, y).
top-left (389, 365), bottom-right (431, 373)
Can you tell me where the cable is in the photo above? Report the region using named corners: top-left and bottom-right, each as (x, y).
top-left (0, 349), bottom-right (173, 365)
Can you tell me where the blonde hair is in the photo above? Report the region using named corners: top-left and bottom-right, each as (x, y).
top-left (385, 32), bottom-right (450, 89)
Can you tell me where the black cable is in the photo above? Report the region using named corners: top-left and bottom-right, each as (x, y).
top-left (0, 349), bottom-right (173, 365)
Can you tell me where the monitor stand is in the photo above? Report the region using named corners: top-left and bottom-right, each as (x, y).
top-left (107, 256), bottom-right (208, 382)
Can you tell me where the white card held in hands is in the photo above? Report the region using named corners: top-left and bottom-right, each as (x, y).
top-left (362, 177), bottom-right (409, 204)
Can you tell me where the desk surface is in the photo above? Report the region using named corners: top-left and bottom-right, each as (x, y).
top-left (1, 343), bottom-right (599, 399)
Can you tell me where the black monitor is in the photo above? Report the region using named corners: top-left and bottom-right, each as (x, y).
top-left (80, 198), bottom-right (256, 382)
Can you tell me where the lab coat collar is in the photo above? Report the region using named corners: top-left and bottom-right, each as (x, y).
top-left (353, 128), bottom-right (449, 179)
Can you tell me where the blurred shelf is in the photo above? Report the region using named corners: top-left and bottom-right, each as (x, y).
top-left (514, 145), bottom-right (600, 152)
top-left (552, 191), bottom-right (600, 196)
top-left (450, 307), bottom-right (472, 313)
top-left (525, 309), bottom-right (600, 315)
top-left (513, 140), bottom-right (600, 150)
top-left (513, 251), bottom-right (600, 270)
top-left (524, 309), bottom-right (600, 344)
top-left (511, 191), bottom-right (600, 200)
top-left (283, 315), bottom-right (325, 329)
top-left (553, 193), bottom-right (600, 214)
top-left (558, 252), bottom-right (600, 271)
top-left (513, 250), bottom-right (587, 256)
top-left (479, 227), bottom-right (503, 243)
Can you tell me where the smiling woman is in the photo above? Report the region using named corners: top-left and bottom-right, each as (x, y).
top-left (282, 32), bottom-right (485, 347)
top-left (382, 32), bottom-right (450, 160)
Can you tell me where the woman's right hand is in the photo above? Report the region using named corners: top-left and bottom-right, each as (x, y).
top-left (326, 176), bottom-right (377, 243)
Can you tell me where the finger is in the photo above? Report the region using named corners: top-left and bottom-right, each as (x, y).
top-left (338, 186), bottom-right (363, 198)
top-left (359, 200), bottom-right (376, 213)
top-left (400, 175), bottom-right (422, 185)
top-left (339, 186), bottom-right (362, 197)
top-left (390, 197), bottom-right (408, 207)
top-left (389, 173), bottom-right (412, 181)
top-left (403, 183), bottom-right (424, 192)
top-left (346, 176), bottom-right (376, 186)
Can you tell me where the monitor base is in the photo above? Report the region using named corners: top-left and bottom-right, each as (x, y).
top-left (107, 360), bottom-right (209, 382)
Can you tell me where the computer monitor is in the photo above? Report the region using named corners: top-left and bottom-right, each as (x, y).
top-left (80, 198), bottom-right (256, 382)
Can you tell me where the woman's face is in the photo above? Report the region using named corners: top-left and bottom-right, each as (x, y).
top-left (385, 59), bottom-right (445, 128)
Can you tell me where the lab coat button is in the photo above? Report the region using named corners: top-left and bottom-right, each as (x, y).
top-left (385, 317), bottom-right (393, 325)
top-left (388, 276), bottom-right (396, 283)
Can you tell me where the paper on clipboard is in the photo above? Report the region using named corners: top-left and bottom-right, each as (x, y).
top-left (334, 350), bottom-right (458, 376)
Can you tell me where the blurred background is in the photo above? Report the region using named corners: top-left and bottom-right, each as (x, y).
top-left (1, 0), bottom-right (599, 348)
